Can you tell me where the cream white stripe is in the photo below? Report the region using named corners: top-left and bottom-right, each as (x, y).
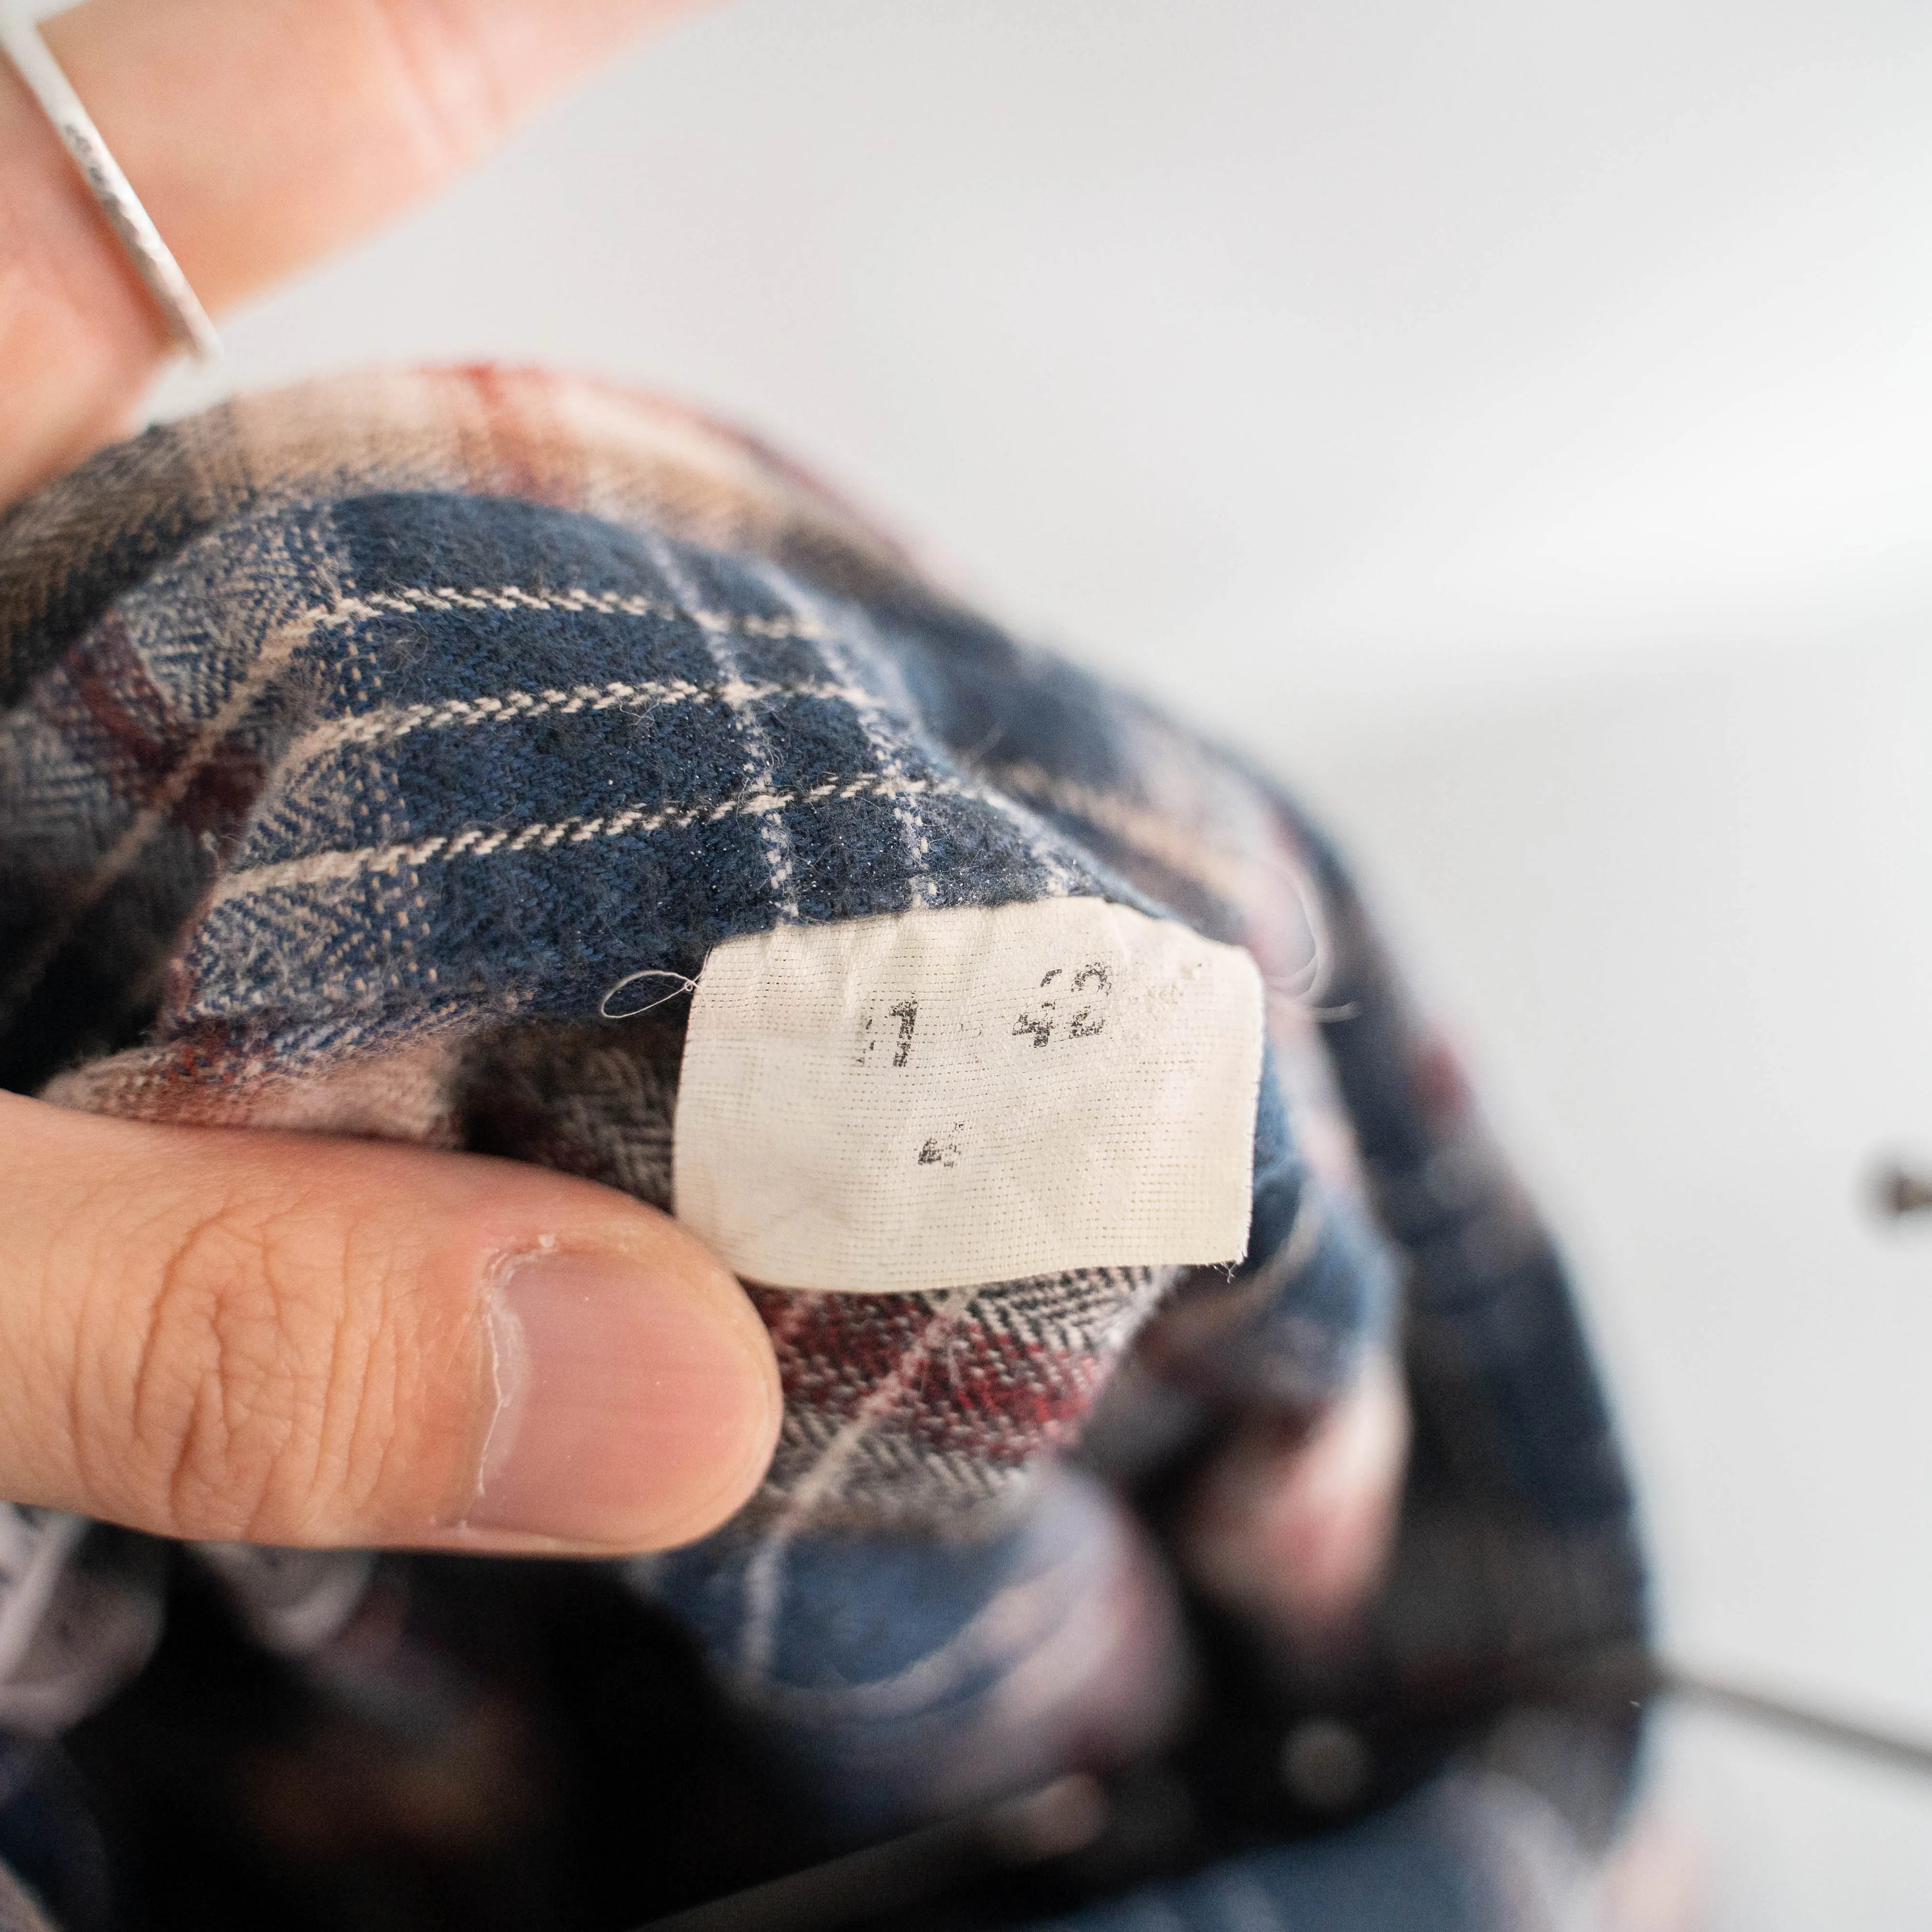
top-left (207, 773), bottom-right (966, 905)
top-left (289, 675), bottom-right (863, 763)
top-left (313, 584), bottom-right (823, 638)
top-left (643, 536), bottom-right (804, 922)
top-left (737, 1284), bottom-right (983, 1685)
top-left (0, 582), bottom-right (823, 1030)
top-left (783, 573), bottom-right (941, 909)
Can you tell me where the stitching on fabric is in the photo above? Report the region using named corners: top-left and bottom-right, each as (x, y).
top-left (316, 584), bottom-right (824, 639)
top-left (284, 675), bottom-right (871, 764)
top-left (0, 584), bottom-right (824, 1032)
top-left (223, 756), bottom-right (1251, 918)
top-left (206, 772), bottom-right (971, 903)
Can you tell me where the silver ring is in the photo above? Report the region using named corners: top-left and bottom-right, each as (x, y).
top-left (0, 2), bottom-right (220, 361)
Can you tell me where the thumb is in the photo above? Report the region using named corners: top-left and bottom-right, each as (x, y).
top-left (0, 1091), bottom-right (780, 1552)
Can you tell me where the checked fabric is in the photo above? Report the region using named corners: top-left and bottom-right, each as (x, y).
top-left (0, 369), bottom-right (1648, 1931)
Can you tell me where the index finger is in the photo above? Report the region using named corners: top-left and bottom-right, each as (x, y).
top-left (0, 0), bottom-right (695, 506)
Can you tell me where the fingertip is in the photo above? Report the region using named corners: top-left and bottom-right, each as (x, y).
top-left (455, 1236), bottom-right (781, 1553)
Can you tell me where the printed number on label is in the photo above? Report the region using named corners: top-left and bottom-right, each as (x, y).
top-left (1012, 960), bottom-right (1112, 1049)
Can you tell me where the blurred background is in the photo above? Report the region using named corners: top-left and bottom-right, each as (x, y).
top-left (148, 1), bottom-right (1932, 1919)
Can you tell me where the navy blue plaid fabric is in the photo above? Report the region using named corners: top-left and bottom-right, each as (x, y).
top-left (0, 370), bottom-right (1647, 1930)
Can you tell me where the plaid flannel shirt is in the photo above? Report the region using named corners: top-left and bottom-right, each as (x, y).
top-left (0, 369), bottom-right (1646, 1932)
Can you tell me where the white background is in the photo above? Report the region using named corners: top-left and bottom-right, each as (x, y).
top-left (148, 2), bottom-right (1932, 1918)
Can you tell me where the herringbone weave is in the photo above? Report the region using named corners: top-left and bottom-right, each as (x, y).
top-left (0, 370), bottom-right (1646, 1931)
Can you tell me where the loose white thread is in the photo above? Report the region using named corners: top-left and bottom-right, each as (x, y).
top-left (598, 969), bottom-right (698, 1022)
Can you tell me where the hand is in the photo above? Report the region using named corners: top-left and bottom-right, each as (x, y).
top-left (0, 0), bottom-right (693, 502)
top-left (0, 0), bottom-right (781, 1556)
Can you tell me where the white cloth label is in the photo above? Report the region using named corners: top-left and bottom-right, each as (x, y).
top-left (671, 899), bottom-right (1264, 1293)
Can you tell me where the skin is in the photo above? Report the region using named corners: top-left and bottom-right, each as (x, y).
top-left (0, 0), bottom-right (1405, 1596)
top-left (0, 0), bottom-right (780, 1556)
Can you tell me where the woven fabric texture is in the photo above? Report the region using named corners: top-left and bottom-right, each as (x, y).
top-left (0, 369), bottom-right (1646, 1931)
